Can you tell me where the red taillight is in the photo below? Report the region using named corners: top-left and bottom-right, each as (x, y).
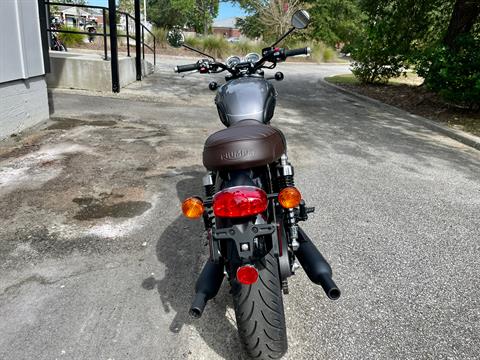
top-left (237, 265), bottom-right (259, 285)
top-left (213, 186), bottom-right (268, 218)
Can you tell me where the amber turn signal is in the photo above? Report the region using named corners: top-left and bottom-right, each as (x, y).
top-left (278, 187), bottom-right (302, 208)
top-left (182, 197), bottom-right (204, 219)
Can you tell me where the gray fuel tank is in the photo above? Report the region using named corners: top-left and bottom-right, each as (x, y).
top-left (215, 77), bottom-right (277, 126)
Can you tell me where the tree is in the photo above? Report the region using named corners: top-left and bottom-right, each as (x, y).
top-left (196, 0), bottom-right (220, 35)
top-left (233, 0), bottom-right (301, 41)
top-left (234, 0), bottom-right (364, 46)
top-left (235, 13), bottom-right (265, 39)
top-left (304, 0), bottom-right (365, 47)
top-left (351, 0), bottom-right (455, 83)
top-left (259, 0), bottom-right (301, 39)
top-left (147, 0), bottom-right (191, 28)
top-left (443, 0), bottom-right (480, 49)
top-left (118, 0), bottom-right (134, 14)
top-left (147, 0), bottom-right (218, 34)
top-left (417, 0), bottom-right (480, 108)
top-left (351, 0), bottom-right (480, 108)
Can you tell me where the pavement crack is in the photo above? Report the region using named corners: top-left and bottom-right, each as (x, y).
top-left (1, 274), bottom-right (56, 296)
top-left (0, 263), bottom-right (127, 298)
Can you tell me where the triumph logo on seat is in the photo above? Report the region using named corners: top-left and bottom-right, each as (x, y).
top-left (221, 149), bottom-right (255, 161)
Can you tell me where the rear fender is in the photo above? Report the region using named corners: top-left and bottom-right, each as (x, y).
top-left (213, 216), bottom-right (275, 262)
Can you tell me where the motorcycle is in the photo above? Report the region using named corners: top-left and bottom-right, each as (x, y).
top-left (168, 9), bottom-right (340, 359)
top-left (49, 21), bottom-right (67, 52)
top-left (85, 20), bottom-right (98, 43)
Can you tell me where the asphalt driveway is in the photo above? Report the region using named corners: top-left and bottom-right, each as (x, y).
top-left (0, 61), bottom-right (479, 360)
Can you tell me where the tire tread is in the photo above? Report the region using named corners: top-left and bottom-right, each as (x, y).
top-left (232, 252), bottom-right (288, 360)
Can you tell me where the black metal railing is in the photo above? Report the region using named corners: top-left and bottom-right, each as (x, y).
top-left (40, 0), bottom-right (156, 93)
top-left (119, 12), bottom-right (156, 66)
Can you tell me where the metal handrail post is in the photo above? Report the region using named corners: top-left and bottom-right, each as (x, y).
top-left (108, 0), bottom-right (120, 92)
top-left (38, 0), bottom-right (51, 73)
top-left (102, 8), bottom-right (107, 60)
top-left (46, 1), bottom-right (51, 27)
top-left (142, 26), bottom-right (145, 60)
top-left (125, 14), bottom-right (130, 57)
top-left (153, 36), bottom-right (156, 66)
top-left (134, 0), bottom-right (142, 80)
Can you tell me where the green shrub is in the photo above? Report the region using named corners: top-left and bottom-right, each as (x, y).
top-left (351, 37), bottom-right (407, 84)
top-left (322, 47), bottom-right (337, 62)
top-left (284, 40), bottom-right (337, 63)
top-left (416, 35), bottom-right (480, 109)
top-left (184, 36), bottom-right (336, 63)
top-left (201, 35), bottom-right (229, 59)
top-left (310, 42), bottom-right (326, 63)
top-left (150, 26), bottom-right (167, 48)
top-left (117, 29), bottom-right (127, 46)
top-left (185, 36), bottom-right (202, 49)
top-left (232, 40), bottom-right (256, 55)
top-left (58, 26), bottom-right (85, 47)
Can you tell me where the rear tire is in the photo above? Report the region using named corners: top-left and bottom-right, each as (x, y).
top-left (231, 251), bottom-right (288, 359)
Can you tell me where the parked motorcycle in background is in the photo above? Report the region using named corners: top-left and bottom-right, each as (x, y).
top-left (168, 10), bottom-right (341, 359)
top-left (49, 19), bottom-right (67, 52)
top-left (85, 20), bottom-right (97, 43)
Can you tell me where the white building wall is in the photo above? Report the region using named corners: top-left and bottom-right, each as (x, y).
top-left (0, 0), bottom-right (49, 139)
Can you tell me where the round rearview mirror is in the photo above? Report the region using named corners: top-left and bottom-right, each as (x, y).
top-left (167, 27), bottom-right (185, 48)
top-left (291, 10), bottom-right (310, 29)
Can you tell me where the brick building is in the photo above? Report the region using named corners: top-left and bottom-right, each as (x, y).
top-left (212, 17), bottom-right (242, 38)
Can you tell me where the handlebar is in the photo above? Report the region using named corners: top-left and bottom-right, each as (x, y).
top-left (173, 46), bottom-right (311, 76)
top-left (174, 63), bottom-right (199, 73)
top-left (285, 47), bottom-right (311, 57)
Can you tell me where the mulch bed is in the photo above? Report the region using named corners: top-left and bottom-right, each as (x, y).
top-left (338, 83), bottom-right (480, 136)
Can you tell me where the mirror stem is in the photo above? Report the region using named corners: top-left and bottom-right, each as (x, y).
top-left (271, 27), bottom-right (295, 48)
top-left (182, 44), bottom-right (216, 61)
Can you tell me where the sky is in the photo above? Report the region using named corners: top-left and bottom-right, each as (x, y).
top-left (86, 1), bottom-right (246, 20)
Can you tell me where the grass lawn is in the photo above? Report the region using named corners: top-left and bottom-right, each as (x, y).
top-left (325, 73), bottom-right (480, 137)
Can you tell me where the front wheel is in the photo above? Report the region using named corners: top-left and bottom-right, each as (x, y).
top-left (231, 251), bottom-right (288, 359)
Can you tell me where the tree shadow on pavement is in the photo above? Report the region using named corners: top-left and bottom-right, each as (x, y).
top-left (142, 171), bottom-right (247, 360)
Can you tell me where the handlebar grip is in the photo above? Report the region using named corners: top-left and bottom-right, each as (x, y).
top-left (174, 63), bottom-right (199, 73)
top-left (285, 47), bottom-right (311, 57)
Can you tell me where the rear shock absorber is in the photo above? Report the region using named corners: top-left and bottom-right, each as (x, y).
top-left (277, 154), bottom-right (294, 189)
top-left (203, 171), bottom-right (216, 198)
top-left (276, 154), bottom-right (300, 251)
top-left (202, 172), bottom-right (216, 229)
top-left (202, 172), bottom-right (218, 261)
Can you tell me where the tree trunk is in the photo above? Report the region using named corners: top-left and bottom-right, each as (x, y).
top-left (443, 0), bottom-right (480, 49)
top-left (204, 16), bottom-right (208, 36)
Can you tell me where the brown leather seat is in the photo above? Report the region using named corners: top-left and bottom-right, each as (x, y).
top-left (203, 120), bottom-right (286, 171)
